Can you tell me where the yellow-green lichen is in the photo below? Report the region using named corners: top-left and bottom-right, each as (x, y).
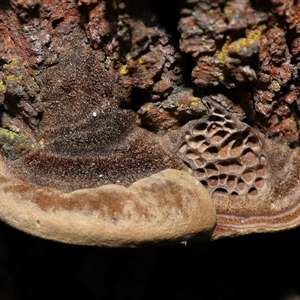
top-left (103, 56), bottom-right (112, 69)
top-left (138, 56), bottom-right (145, 65)
top-left (35, 70), bottom-right (42, 76)
top-left (173, 94), bottom-right (207, 115)
top-left (0, 80), bottom-right (6, 93)
top-left (224, 2), bottom-right (234, 18)
top-left (217, 26), bottom-right (265, 65)
top-left (190, 96), bottom-right (206, 109)
top-left (0, 128), bottom-right (35, 160)
top-left (8, 57), bottom-right (19, 67)
top-left (119, 64), bottom-right (129, 75)
top-left (0, 57), bottom-right (26, 96)
top-left (6, 73), bottom-right (24, 84)
top-left (216, 36), bottom-right (231, 66)
top-left (268, 80), bottom-right (281, 92)
top-left (146, 103), bottom-right (153, 111)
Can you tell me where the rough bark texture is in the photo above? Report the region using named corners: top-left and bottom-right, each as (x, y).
top-left (2, 0), bottom-right (300, 147)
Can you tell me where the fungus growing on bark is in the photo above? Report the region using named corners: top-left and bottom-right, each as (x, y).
top-left (0, 30), bottom-right (217, 246)
top-left (170, 99), bottom-right (300, 239)
top-left (0, 166), bottom-right (216, 247)
top-left (176, 99), bottom-right (270, 205)
top-left (3, 0), bottom-right (300, 247)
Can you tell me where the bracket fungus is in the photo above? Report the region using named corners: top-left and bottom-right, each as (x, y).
top-left (0, 30), bottom-right (216, 247)
top-left (171, 99), bottom-right (300, 239)
top-left (2, 1), bottom-right (300, 247)
top-left (0, 165), bottom-right (216, 247)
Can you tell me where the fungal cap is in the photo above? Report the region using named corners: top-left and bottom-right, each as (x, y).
top-left (0, 165), bottom-right (216, 247)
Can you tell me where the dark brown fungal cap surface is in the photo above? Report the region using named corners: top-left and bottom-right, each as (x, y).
top-left (9, 30), bottom-right (182, 191)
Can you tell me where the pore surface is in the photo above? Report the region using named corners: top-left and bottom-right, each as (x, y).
top-left (176, 100), bottom-right (271, 211)
top-left (171, 99), bottom-right (300, 238)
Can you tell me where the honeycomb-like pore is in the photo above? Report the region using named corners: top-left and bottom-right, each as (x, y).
top-left (176, 103), bottom-right (269, 202)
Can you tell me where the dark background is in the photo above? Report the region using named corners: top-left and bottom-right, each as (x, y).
top-left (1, 221), bottom-right (299, 300)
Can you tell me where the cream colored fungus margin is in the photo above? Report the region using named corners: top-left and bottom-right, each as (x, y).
top-left (0, 161), bottom-right (216, 247)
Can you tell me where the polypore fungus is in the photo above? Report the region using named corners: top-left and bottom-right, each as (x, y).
top-left (0, 165), bottom-right (216, 247)
top-left (2, 2), bottom-right (300, 247)
top-left (170, 99), bottom-right (300, 239)
top-left (0, 30), bottom-right (217, 246)
top-left (176, 99), bottom-right (271, 208)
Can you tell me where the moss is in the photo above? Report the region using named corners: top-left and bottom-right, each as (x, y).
top-left (0, 128), bottom-right (35, 160)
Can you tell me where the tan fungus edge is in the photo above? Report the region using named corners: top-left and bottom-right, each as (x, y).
top-left (212, 148), bottom-right (300, 240)
top-left (0, 161), bottom-right (216, 247)
top-left (212, 191), bottom-right (300, 240)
